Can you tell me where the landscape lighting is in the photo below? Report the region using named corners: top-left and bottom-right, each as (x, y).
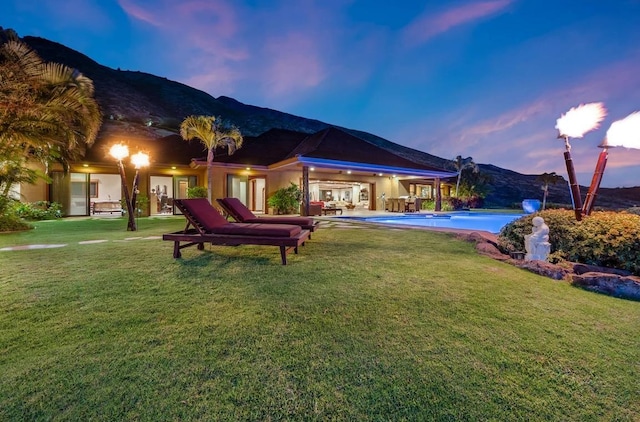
top-left (130, 151), bottom-right (150, 222)
top-left (109, 143), bottom-right (149, 231)
top-left (555, 102), bottom-right (607, 221)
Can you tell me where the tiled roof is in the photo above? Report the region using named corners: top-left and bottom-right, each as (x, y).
top-left (283, 127), bottom-right (450, 172)
top-left (212, 129), bottom-right (308, 166)
top-left (83, 126), bottom-right (453, 176)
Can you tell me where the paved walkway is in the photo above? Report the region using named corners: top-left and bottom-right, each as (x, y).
top-left (0, 236), bottom-right (163, 252)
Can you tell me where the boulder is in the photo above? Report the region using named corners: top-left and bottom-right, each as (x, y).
top-left (514, 260), bottom-right (571, 280)
top-left (571, 272), bottom-right (640, 301)
top-left (457, 231), bottom-right (640, 300)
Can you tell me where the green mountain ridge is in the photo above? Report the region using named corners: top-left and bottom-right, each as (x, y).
top-left (21, 35), bottom-right (640, 209)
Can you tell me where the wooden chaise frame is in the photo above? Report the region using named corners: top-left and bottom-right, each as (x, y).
top-left (216, 197), bottom-right (320, 235)
top-left (162, 199), bottom-right (310, 265)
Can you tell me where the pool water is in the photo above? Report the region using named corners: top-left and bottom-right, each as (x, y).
top-left (339, 212), bottom-right (523, 234)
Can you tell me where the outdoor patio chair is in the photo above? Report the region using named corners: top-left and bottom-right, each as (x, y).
top-left (162, 198), bottom-right (310, 265)
top-left (398, 198), bottom-right (406, 212)
top-left (217, 197), bottom-right (320, 235)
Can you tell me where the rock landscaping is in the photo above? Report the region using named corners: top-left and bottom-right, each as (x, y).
top-left (458, 231), bottom-right (640, 301)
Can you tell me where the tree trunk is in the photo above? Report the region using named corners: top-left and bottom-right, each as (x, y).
top-left (117, 161), bottom-right (136, 231)
top-left (207, 148), bottom-right (214, 203)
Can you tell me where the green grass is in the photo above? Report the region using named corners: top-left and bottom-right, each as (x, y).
top-left (1, 217), bottom-right (639, 420)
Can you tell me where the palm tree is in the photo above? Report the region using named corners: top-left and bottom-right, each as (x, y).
top-left (452, 156), bottom-right (478, 197)
top-left (537, 172), bottom-right (562, 210)
top-left (180, 115), bottom-right (243, 202)
top-left (1, 38), bottom-right (101, 164)
top-left (0, 33), bottom-right (102, 212)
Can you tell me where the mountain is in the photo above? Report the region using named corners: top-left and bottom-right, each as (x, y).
top-left (21, 35), bottom-right (640, 209)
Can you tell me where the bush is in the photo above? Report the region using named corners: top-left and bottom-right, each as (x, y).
top-left (0, 214), bottom-right (31, 232)
top-left (13, 201), bottom-right (62, 221)
top-left (187, 186), bottom-right (208, 198)
top-left (498, 209), bottom-right (640, 275)
top-left (447, 195), bottom-right (484, 210)
top-left (420, 199), bottom-right (454, 212)
top-left (267, 183), bottom-right (302, 214)
top-left (0, 201), bottom-right (32, 232)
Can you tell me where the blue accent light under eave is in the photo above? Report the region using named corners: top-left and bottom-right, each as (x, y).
top-left (296, 156), bottom-right (457, 178)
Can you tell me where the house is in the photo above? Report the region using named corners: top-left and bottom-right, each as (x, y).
top-left (17, 127), bottom-right (457, 216)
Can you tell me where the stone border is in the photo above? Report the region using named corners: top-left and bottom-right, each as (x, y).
top-left (456, 232), bottom-right (640, 301)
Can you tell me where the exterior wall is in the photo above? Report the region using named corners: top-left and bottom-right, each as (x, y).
top-left (19, 157), bottom-right (453, 216)
top-left (12, 162), bottom-right (48, 203)
top-left (19, 178), bottom-right (48, 203)
top-left (17, 161), bottom-right (204, 216)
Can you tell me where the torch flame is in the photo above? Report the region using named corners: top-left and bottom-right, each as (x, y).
top-left (109, 143), bottom-right (129, 161)
top-left (131, 151), bottom-right (150, 168)
top-left (605, 112), bottom-right (640, 149)
top-left (556, 102), bottom-right (607, 138)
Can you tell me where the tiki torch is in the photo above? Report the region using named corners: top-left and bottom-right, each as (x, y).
top-left (555, 103), bottom-right (607, 221)
top-left (583, 111), bottom-right (640, 215)
top-left (582, 143), bottom-right (609, 216)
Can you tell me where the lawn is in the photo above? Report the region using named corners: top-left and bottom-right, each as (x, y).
top-left (1, 217), bottom-right (639, 421)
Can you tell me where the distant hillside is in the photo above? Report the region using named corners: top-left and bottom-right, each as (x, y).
top-left (22, 35), bottom-right (639, 209)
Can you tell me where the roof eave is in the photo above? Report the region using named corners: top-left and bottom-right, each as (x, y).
top-left (293, 156), bottom-right (457, 178)
top-left (192, 159), bottom-right (269, 171)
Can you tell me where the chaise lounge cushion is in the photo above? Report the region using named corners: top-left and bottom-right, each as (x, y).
top-left (219, 197), bottom-right (315, 227)
top-left (179, 198), bottom-right (301, 237)
top-left (214, 222), bottom-right (301, 237)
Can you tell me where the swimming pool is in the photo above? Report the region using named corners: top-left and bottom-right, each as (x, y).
top-left (339, 212), bottom-right (523, 234)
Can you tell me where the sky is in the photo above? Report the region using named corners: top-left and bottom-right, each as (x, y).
top-left (2, 0), bottom-right (640, 188)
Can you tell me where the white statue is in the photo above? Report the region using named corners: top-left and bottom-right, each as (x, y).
top-left (525, 216), bottom-right (551, 261)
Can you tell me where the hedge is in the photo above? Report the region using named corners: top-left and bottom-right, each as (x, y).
top-left (498, 209), bottom-right (640, 275)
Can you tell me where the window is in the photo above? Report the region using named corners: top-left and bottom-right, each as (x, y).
top-left (90, 180), bottom-right (99, 198)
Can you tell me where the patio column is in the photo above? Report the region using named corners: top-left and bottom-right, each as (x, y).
top-left (301, 165), bottom-right (309, 216)
top-left (435, 178), bottom-right (442, 212)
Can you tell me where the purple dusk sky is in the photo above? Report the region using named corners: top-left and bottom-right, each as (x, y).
top-left (2, 0), bottom-right (639, 188)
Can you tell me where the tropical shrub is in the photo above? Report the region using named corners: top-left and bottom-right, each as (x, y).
top-left (13, 201), bottom-right (62, 220)
top-left (498, 209), bottom-right (640, 275)
top-left (0, 212), bottom-right (31, 231)
top-left (447, 195), bottom-right (483, 210)
top-left (420, 199), bottom-right (454, 212)
top-left (187, 186), bottom-right (208, 198)
top-left (267, 183), bottom-right (302, 214)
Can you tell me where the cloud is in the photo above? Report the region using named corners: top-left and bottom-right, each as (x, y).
top-left (402, 0), bottom-right (513, 47)
top-left (261, 34), bottom-right (326, 97)
top-left (118, 0), bottom-right (162, 26)
top-left (396, 50), bottom-right (640, 187)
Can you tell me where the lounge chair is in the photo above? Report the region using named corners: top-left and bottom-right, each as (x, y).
top-left (217, 197), bottom-right (320, 234)
top-left (162, 198), bottom-right (310, 265)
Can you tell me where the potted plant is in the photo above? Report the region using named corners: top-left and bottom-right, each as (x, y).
top-left (187, 186), bottom-right (209, 198)
top-left (267, 183), bottom-right (302, 215)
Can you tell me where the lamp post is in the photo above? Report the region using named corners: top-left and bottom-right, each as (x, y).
top-left (555, 103), bottom-right (607, 221)
top-left (130, 151), bottom-right (150, 220)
